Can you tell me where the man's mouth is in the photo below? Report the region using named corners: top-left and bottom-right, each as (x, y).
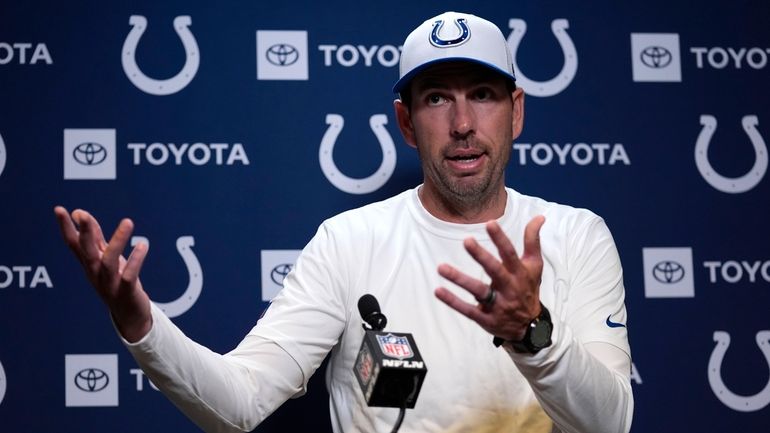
top-left (447, 149), bottom-right (485, 164)
top-left (447, 154), bottom-right (481, 162)
top-left (445, 150), bottom-right (486, 173)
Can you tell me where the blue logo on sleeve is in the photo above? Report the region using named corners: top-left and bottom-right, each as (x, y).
top-left (606, 315), bottom-right (626, 328)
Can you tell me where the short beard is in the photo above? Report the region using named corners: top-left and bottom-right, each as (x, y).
top-left (434, 167), bottom-right (496, 205)
top-left (417, 144), bottom-right (509, 214)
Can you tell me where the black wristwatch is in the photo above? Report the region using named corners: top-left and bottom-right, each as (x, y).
top-left (493, 302), bottom-right (553, 354)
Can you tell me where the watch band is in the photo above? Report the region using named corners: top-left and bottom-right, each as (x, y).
top-left (492, 302), bottom-right (552, 354)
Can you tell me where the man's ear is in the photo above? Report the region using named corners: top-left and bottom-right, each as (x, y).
top-left (394, 99), bottom-right (417, 149)
top-left (511, 87), bottom-right (525, 140)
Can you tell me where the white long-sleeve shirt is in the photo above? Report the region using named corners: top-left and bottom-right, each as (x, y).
top-left (125, 187), bottom-right (634, 433)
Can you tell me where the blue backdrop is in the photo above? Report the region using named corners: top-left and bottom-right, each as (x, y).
top-left (1, 0), bottom-right (769, 432)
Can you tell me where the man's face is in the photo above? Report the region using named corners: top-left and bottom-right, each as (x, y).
top-left (396, 62), bottom-right (524, 208)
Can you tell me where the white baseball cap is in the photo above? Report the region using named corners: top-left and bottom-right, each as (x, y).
top-left (393, 11), bottom-right (516, 94)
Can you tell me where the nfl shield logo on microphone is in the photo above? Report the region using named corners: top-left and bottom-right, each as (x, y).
top-left (376, 333), bottom-right (414, 359)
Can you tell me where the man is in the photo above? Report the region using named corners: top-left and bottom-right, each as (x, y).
top-left (55, 11), bottom-right (632, 433)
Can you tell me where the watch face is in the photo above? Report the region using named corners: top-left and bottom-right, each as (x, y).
top-left (530, 320), bottom-right (553, 348)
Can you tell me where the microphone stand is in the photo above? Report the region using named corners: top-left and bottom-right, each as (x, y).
top-left (391, 404), bottom-right (406, 433)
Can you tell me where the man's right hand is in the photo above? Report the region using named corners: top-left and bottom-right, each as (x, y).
top-left (54, 206), bottom-right (152, 343)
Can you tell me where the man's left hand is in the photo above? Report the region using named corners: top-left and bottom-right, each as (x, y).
top-left (434, 215), bottom-right (546, 341)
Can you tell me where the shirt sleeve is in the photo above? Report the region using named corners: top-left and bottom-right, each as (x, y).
top-left (508, 212), bottom-right (634, 433)
top-left (121, 220), bottom-right (352, 433)
top-left (123, 303), bottom-right (306, 433)
top-left (244, 220), bottom-right (353, 388)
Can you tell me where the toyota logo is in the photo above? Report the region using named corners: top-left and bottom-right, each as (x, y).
top-left (640, 46), bottom-right (673, 69)
top-left (652, 261), bottom-right (685, 284)
top-left (73, 142), bottom-right (107, 166)
top-left (266, 44), bottom-right (299, 66)
top-left (74, 368), bottom-right (110, 392)
top-left (271, 263), bottom-right (293, 286)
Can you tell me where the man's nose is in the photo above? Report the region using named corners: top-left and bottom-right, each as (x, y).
top-left (451, 98), bottom-right (475, 139)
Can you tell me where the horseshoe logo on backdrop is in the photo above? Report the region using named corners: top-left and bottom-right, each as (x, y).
top-left (0, 132), bottom-right (6, 177)
top-left (131, 236), bottom-right (202, 317)
top-left (0, 360), bottom-right (6, 405)
top-left (695, 115), bottom-right (768, 194)
top-left (708, 330), bottom-right (770, 412)
top-left (121, 15), bottom-right (200, 95)
top-left (506, 19), bottom-right (578, 97)
top-left (319, 114), bottom-right (397, 194)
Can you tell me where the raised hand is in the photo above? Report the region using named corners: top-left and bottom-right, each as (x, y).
top-left (434, 216), bottom-right (546, 342)
top-left (54, 206), bottom-right (152, 342)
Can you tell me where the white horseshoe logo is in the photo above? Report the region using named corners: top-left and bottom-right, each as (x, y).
top-left (695, 115), bottom-right (768, 194)
top-left (0, 360), bottom-right (6, 405)
top-left (319, 114), bottom-right (397, 194)
top-left (507, 19), bottom-right (578, 97)
top-left (131, 236), bottom-right (203, 317)
top-left (0, 132), bottom-right (6, 177)
top-left (708, 330), bottom-right (770, 412)
top-left (122, 15), bottom-right (199, 95)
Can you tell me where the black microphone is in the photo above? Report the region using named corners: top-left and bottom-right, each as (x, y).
top-left (353, 294), bottom-right (428, 409)
top-left (358, 294), bottom-right (387, 331)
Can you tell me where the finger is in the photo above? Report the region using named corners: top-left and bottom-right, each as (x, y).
top-left (72, 209), bottom-right (107, 252)
top-left (437, 263), bottom-right (489, 301)
top-left (72, 210), bottom-right (107, 263)
top-left (486, 220), bottom-right (521, 273)
top-left (121, 241), bottom-right (148, 285)
top-left (101, 218), bottom-right (135, 276)
top-left (462, 237), bottom-right (510, 284)
top-left (435, 287), bottom-right (493, 328)
top-left (54, 206), bottom-right (80, 251)
top-left (522, 215), bottom-right (546, 261)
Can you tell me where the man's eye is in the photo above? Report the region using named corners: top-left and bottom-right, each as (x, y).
top-left (427, 94), bottom-right (445, 105)
top-left (474, 88), bottom-right (492, 100)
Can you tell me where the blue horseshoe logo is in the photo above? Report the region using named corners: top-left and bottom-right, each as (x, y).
top-left (430, 18), bottom-right (470, 48)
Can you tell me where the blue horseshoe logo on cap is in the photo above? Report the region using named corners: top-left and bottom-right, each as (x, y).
top-left (430, 18), bottom-right (470, 47)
